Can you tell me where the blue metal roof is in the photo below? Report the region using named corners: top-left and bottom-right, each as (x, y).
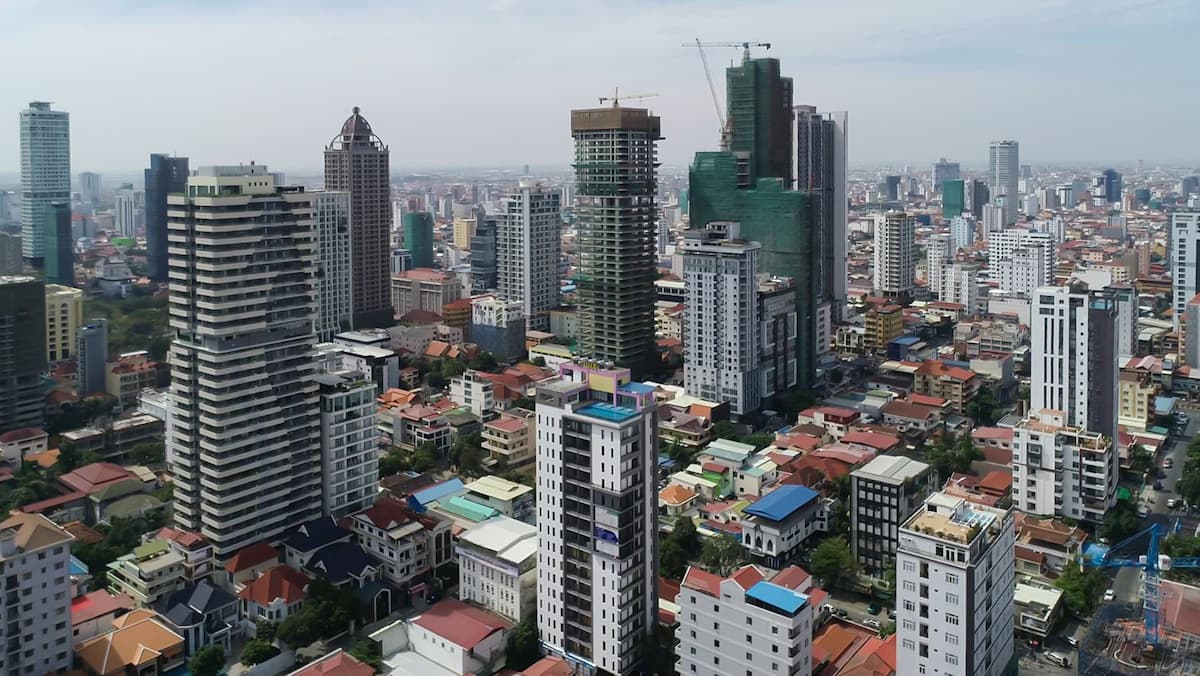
top-left (1155, 396), bottom-right (1177, 415)
top-left (891, 336), bottom-right (920, 346)
top-left (744, 485), bottom-right (819, 522)
top-left (411, 478), bottom-right (466, 506)
top-left (745, 581), bottom-right (808, 615)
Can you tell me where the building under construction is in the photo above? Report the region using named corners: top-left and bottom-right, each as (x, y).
top-left (1079, 581), bottom-right (1200, 675)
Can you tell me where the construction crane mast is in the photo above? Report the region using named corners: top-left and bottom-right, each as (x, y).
top-left (683, 40), bottom-right (771, 151)
top-left (596, 87), bottom-right (658, 107)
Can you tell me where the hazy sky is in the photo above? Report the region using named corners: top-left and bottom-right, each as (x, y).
top-left (2, 0), bottom-right (1196, 174)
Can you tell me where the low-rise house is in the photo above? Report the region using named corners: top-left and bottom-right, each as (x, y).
top-left (658, 484), bottom-right (699, 517)
top-left (462, 475), bottom-right (534, 522)
top-left (1013, 512), bottom-right (1087, 575)
top-left (223, 542), bottom-right (281, 592)
top-left (913, 359), bottom-right (979, 415)
top-left (370, 599), bottom-right (511, 676)
top-left (1013, 581), bottom-right (1064, 639)
top-left (481, 412), bottom-right (535, 468)
top-left (105, 351), bottom-right (161, 406)
top-left (88, 478), bottom-right (159, 525)
top-left (841, 430), bottom-right (903, 455)
top-left (71, 590), bottom-right (135, 645)
top-left (282, 517), bottom-right (381, 590)
top-left (238, 565), bottom-right (310, 633)
top-left (151, 527), bottom-right (215, 585)
top-left (107, 539), bottom-right (185, 608)
top-left (287, 649), bottom-right (375, 676)
top-left (797, 406), bottom-right (861, 440)
top-left (158, 580), bottom-right (239, 656)
top-left (346, 497), bottom-right (452, 591)
top-left (742, 485), bottom-right (823, 568)
top-left (0, 426), bottom-right (47, 466)
top-left (456, 516), bottom-right (538, 623)
top-left (881, 398), bottom-right (944, 434)
top-left (75, 608), bottom-right (185, 676)
top-left (380, 404), bottom-right (452, 455)
top-left (59, 462), bottom-right (141, 495)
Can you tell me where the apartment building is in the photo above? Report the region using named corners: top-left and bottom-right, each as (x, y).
top-left (317, 370), bottom-right (378, 518)
top-left (481, 412), bottom-right (535, 468)
top-left (0, 513), bottom-right (74, 674)
top-left (1012, 408), bottom-right (1118, 523)
top-left (107, 539), bottom-right (186, 608)
top-left (496, 181), bottom-right (562, 331)
top-left (390, 268), bottom-right (462, 318)
top-left (345, 497), bottom-right (453, 590)
top-left (450, 370), bottom-right (496, 419)
top-left (851, 456), bottom-right (936, 577)
top-left (456, 516), bottom-right (537, 623)
top-left (44, 283), bottom-right (82, 363)
top-left (913, 360), bottom-right (979, 415)
top-left (105, 351), bottom-right (159, 406)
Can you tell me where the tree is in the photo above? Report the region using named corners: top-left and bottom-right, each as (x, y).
top-left (411, 443), bottom-right (440, 472)
top-left (530, 356), bottom-right (546, 367)
top-left (255, 620), bottom-right (277, 642)
top-left (701, 534), bottom-right (744, 576)
top-left (467, 352), bottom-right (500, 373)
top-left (1129, 444), bottom-right (1152, 474)
top-left (1055, 558), bottom-right (1108, 616)
top-left (507, 614), bottom-right (540, 670)
top-left (240, 639), bottom-right (279, 666)
top-left (276, 579), bottom-right (362, 649)
top-left (810, 536), bottom-right (859, 589)
top-left (659, 539), bottom-right (690, 579)
top-left (129, 441), bottom-right (165, 466)
top-left (379, 448), bottom-right (408, 477)
top-left (451, 432), bottom-right (485, 477)
top-left (743, 433), bottom-right (776, 451)
top-left (966, 388), bottom-right (999, 425)
top-left (712, 420), bottom-right (737, 441)
top-left (348, 639), bottom-right (381, 668)
top-left (672, 514), bottom-right (699, 554)
top-left (513, 396), bottom-right (536, 410)
top-left (190, 645), bottom-right (225, 676)
top-left (1099, 501), bottom-right (1140, 543)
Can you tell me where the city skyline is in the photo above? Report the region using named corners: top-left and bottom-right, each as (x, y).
top-left (2, 0), bottom-right (1197, 172)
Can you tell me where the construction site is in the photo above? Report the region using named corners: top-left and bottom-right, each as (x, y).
top-left (1078, 593), bottom-right (1200, 674)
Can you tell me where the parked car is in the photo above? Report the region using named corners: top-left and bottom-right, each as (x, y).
top-left (1065, 636), bottom-right (1078, 648)
top-left (1104, 589), bottom-right (1116, 602)
top-left (1168, 498), bottom-right (1179, 509)
top-left (866, 603), bottom-right (882, 615)
top-left (1165, 458), bottom-right (1175, 469)
top-left (1155, 480), bottom-right (1165, 490)
top-left (888, 608), bottom-right (896, 620)
top-left (1046, 652), bottom-right (1071, 668)
top-left (1138, 505), bottom-right (1151, 518)
top-left (863, 618), bottom-right (881, 629)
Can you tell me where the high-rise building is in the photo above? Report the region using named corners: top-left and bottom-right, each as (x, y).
top-left (988, 227), bottom-right (1054, 266)
top-left (851, 455), bottom-right (935, 577)
top-left (572, 105), bottom-right (660, 373)
top-left (1031, 283), bottom-right (1119, 438)
top-left (0, 513), bottom-right (75, 674)
top-left (1187, 294), bottom-right (1200, 369)
top-left (43, 201), bottom-right (73, 285)
top-left (79, 171), bottom-right (101, 206)
top-left (497, 180), bottom-right (562, 331)
top-left (76, 319), bottom-right (108, 397)
top-left (324, 107), bottom-right (392, 328)
top-left (0, 233), bottom-right (20, 275)
top-left (728, 57), bottom-right (793, 186)
top-left (113, 190), bottom-right (139, 237)
top-left (873, 211), bottom-right (915, 303)
top-left (925, 233), bottom-right (953, 300)
top-left (535, 362), bottom-right (658, 674)
top-left (932, 158), bottom-right (960, 192)
top-left (940, 263), bottom-right (979, 313)
top-left (313, 190), bottom-right (352, 342)
top-left (883, 174), bottom-right (902, 201)
top-left (895, 492), bottom-right (1015, 676)
top-left (0, 275), bottom-right (46, 429)
top-left (1170, 208), bottom-right (1200, 331)
top-left (402, 212), bottom-right (434, 269)
top-left (988, 140), bottom-right (1019, 225)
top-left (758, 276), bottom-right (798, 399)
top-left (19, 102), bottom-right (70, 265)
top-left (1101, 168), bottom-right (1123, 204)
top-left (469, 215), bottom-right (497, 293)
top-left (145, 154), bottom-right (189, 282)
top-left (993, 245), bottom-right (1054, 297)
top-left (950, 215), bottom-right (974, 252)
top-left (451, 217), bottom-right (476, 250)
top-left (968, 179), bottom-right (990, 221)
top-left (982, 203), bottom-right (1006, 233)
top-left (167, 165), bottom-right (322, 559)
top-left (676, 564), bottom-right (814, 676)
top-left (942, 179), bottom-right (965, 219)
top-left (1012, 408), bottom-right (1117, 522)
top-left (471, 296), bottom-right (525, 361)
top-left (796, 106), bottom-right (849, 321)
top-left (682, 223), bottom-right (761, 417)
top-left (44, 283), bottom-right (82, 363)
top-left (316, 368), bottom-right (377, 518)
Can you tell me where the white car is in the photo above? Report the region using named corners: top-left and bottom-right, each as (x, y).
top-left (1168, 498), bottom-right (1179, 509)
top-left (1137, 505), bottom-right (1151, 518)
top-left (1164, 458), bottom-right (1175, 469)
top-left (1103, 589), bottom-right (1116, 602)
top-left (863, 618), bottom-right (881, 629)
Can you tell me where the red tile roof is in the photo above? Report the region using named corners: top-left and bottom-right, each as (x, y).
top-left (728, 565), bottom-right (765, 590)
top-left (58, 462), bottom-right (136, 494)
top-left (153, 527), bottom-right (207, 549)
top-left (224, 542), bottom-right (280, 573)
top-left (290, 650), bottom-right (375, 676)
top-left (0, 427), bottom-right (45, 443)
top-left (700, 462), bottom-right (728, 474)
top-left (659, 577), bottom-right (681, 603)
top-left (907, 394), bottom-right (945, 407)
top-left (238, 566), bottom-right (310, 606)
top-left (411, 598), bottom-right (511, 650)
top-left (973, 426), bottom-right (1014, 442)
top-left (770, 566), bottom-right (811, 591)
top-left (516, 655), bottom-right (574, 676)
top-left (18, 490), bottom-right (87, 514)
top-left (978, 470), bottom-right (1012, 493)
top-left (681, 566), bottom-right (723, 598)
top-left (354, 496), bottom-right (438, 532)
top-left (841, 431), bottom-right (900, 451)
top-left (71, 590), bottom-right (135, 625)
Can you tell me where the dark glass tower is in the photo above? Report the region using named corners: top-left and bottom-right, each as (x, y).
top-left (43, 201), bottom-right (73, 285)
top-left (402, 212), bottom-right (434, 269)
top-left (145, 154), bottom-right (189, 282)
top-left (0, 275), bottom-right (46, 430)
top-left (726, 57), bottom-right (793, 186)
top-left (325, 107), bottom-right (393, 328)
top-left (469, 214), bottom-right (497, 293)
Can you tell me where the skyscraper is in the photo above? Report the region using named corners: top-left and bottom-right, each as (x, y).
top-left (145, 154), bottom-right (189, 282)
top-left (113, 190), bottom-right (138, 237)
top-left (402, 212), bottom-right (434, 269)
top-left (19, 102), bottom-right (70, 265)
top-left (469, 214), bottom-right (497, 293)
top-left (727, 56), bottom-right (793, 186)
top-left (682, 223), bottom-right (761, 418)
top-left (313, 190), bottom-right (353, 342)
top-left (883, 174), bottom-right (901, 201)
top-left (1171, 208), bottom-right (1200, 331)
top-left (1101, 168), bottom-right (1123, 204)
top-left (497, 180), bottom-right (562, 331)
top-left (79, 171), bottom-right (101, 206)
top-left (0, 233), bottom-right (20, 275)
top-left (988, 140), bottom-right (1019, 225)
top-left (873, 211), bottom-right (915, 303)
top-left (325, 107), bottom-right (392, 328)
top-left (43, 201), bottom-right (73, 285)
top-left (931, 158), bottom-right (960, 192)
top-left (0, 275), bottom-right (46, 429)
top-left (942, 179), bottom-right (965, 218)
top-left (535, 362), bottom-right (658, 674)
top-left (76, 318), bottom-right (108, 397)
top-left (796, 105), bottom-right (849, 322)
top-left (895, 491), bottom-right (1015, 676)
top-left (316, 368), bottom-right (377, 518)
top-left (926, 233), bottom-right (953, 300)
top-left (167, 165), bottom-right (322, 559)
top-left (571, 105), bottom-right (660, 373)
top-left (968, 179), bottom-right (990, 221)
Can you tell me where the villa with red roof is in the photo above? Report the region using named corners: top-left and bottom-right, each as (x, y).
top-left (369, 599), bottom-right (511, 676)
top-left (223, 542), bottom-right (280, 590)
top-left (58, 462), bottom-right (138, 495)
top-left (287, 649), bottom-right (375, 676)
top-left (797, 406), bottom-right (862, 440)
top-left (913, 359), bottom-right (979, 415)
top-left (238, 565), bottom-right (310, 632)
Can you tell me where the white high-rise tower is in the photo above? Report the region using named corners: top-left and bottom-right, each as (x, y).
top-left (988, 140), bottom-right (1019, 225)
top-left (497, 180), bottom-right (562, 332)
top-left (19, 102), bottom-right (70, 263)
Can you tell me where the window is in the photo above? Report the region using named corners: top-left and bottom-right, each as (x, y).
top-left (714, 640), bottom-right (720, 648)
top-left (746, 617), bottom-right (752, 625)
top-left (947, 634), bottom-right (959, 646)
top-left (904, 600), bottom-right (915, 612)
top-left (745, 635), bottom-right (752, 644)
top-left (947, 614), bottom-right (960, 626)
top-left (946, 572), bottom-right (959, 584)
top-left (903, 580), bottom-right (916, 592)
top-left (946, 592), bottom-right (960, 605)
top-left (947, 654), bottom-right (959, 666)
top-left (919, 643), bottom-right (929, 658)
top-left (902, 639), bottom-right (915, 650)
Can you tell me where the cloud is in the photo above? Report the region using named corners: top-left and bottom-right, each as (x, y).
top-left (0, 0), bottom-right (1195, 174)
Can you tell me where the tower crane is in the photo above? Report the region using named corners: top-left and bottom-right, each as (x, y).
top-left (688, 40), bottom-right (773, 63)
top-left (683, 40), bottom-right (770, 151)
top-left (597, 87), bottom-right (658, 107)
top-left (1082, 522), bottom-right (1200, 646)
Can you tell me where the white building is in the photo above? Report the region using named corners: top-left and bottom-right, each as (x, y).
top-left (988, 228), bottom-right (1055, 263)
top-left (982, 203), bottom-right (1006, 233)
top-left (681, 224), bottom-right (762, 418)
top-left (456, 516), bottom-right (537, 623)
top-left (0, 513), bottom-right (74, 674)
top-left (19, 102), bottom-right (70, 262)
top-left (874, 211), bottom-right (915, 302)
top-left (759, 277), bottom-right (798, 398)
top-left (535, 362), bottom-right (658, 675)
top-left (316, 369), bottom-right (377, 518)
top-left (939, 263), bottom-right (978, 313)
top-left (113, 190), bottom-right (141, 238)
top-left (449, 370), bottom-right (495, 419)
top-left (988, 140), bottom-right (1019, 225)
top-left (1170, 208), bottom-right (1200, 331)
top-left (993, 244), bottom-right (1054, 297)
top-left (896, 492), bottom-right (1015, 676)
top-left (1012, 408), bottom-right (1118, 523)
top-left (851, 455), bottom-right (935, 577)
top-left (346, 497), bottom-right (453, 590)
top-left (496, 180), bottom-right (561, 331)
top-left (676, 565), bottom-right (813, 676)
top-left (370, 599), bottom-right (510, 676)
top-left (167, 165), bottom-right (323, 560)
top-left (925, 233), bottom-right (953, 301)
top-left (313, 190), bottom-right (353, 343)
top-left (79, 171), bottom-right (101, 206)
top-left (950, 215), bottom-right (975, 252)
top-left (742, 485), bottom-right (825, 569)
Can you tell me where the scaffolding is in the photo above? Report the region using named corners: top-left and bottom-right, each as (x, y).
top-left (1080, 601), bottom-right (1200, 674)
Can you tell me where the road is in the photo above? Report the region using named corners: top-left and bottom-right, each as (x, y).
top-left (1113, 408), bottom-right (1199, 604)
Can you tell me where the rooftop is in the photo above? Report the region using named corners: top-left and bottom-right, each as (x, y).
top-left (853, 455), bottom-right (930, 483)
top-left (577, 402), bottom-right (639, 423)
top-left (904, 492), bottom-right (1003, 544)
top-left (744, 485), bottom-right (819, 522)
top-left (745, 580), bottom-right (809, 616)
top-left (456, 516), bottom-right (537, 565)
top-left (409, 598), bottom-right (511, 650)
top-left (463, 475), bottom-right (533, 502)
